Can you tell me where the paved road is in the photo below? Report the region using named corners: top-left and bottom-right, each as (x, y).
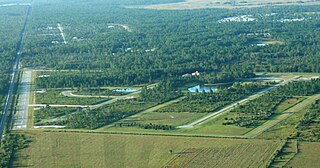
top-left (15, 71), bottom-right (32, 129)
top-left (0, 3), bottom-right (31, 7)
top-left (58, 23), bottom-right (67, 44)
top-left (178, 78), bottom-right (295, 129)
top-left (0, 4), bottom-right (32, 141)
top-left (61, 90), bottom-right (123, 98)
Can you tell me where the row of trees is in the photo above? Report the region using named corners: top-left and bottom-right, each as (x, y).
top-left (115, 122), bottom-right (175, 130)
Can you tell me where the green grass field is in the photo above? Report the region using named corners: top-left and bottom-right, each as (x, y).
top-left (14, 131), bottom-right (283, 168)
top-left (123, 112), bottom-right (206, 126)
top-left (101, 111), bottom-right (251, 136)
top-left (275, 97), bottom-right (305, 112)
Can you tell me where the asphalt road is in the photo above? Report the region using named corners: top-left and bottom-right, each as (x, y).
top-left (0, 4), bottom-right (32, 141)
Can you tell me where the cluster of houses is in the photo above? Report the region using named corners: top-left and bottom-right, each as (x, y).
top-left (218, 15), bottom-right (256, 23)
top-left (277, 18), bottom-right (306, 23)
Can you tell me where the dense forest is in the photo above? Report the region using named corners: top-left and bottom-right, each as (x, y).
top-left (22, 0), bottom-right (320, 87)
top-left (0, 5), bottom-right (28, 116)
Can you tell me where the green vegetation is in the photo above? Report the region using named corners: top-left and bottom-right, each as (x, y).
top-left (119, 112), bottom-right (206, 126)
top-left (0, 133), bottom-right (28, 167)
top-left (293, 100), bottom-right (320, 141)
top-left (74, 88), bottom-right (128, 96)
top-left (60, 99), bottom-right (156, 129)
top-left (225, 79), bottom-right (320, 127)
top-left (157, 82), bottom-right (269, 113)
top-left (14, 131), bottom-right (283, 168)
top-left (23, 0), bottom-right (320, 89)
top-left (287, 142), bottom-right (320, 168)
top-left (34, 107), bottom-right (78, 124)
top-left (0, 5), bottom-right (28, 115)
top-left (35, 89), bottom-right (110, 105)
top-left (1, 0), bottom-right (320, 166)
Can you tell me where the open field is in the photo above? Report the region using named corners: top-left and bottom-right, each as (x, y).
top-left (287, 142), bottom-right (320, 168)
top-left (125, 112), bottom-right (206, 126)
top-left (275, 97), bottom-right (305, 112)
top-left (102, 110), bottom-right (251, 136)
top-left (128, 0), bottom-right (320, 10)
top-left (14, 131), bottom-right (283, 168)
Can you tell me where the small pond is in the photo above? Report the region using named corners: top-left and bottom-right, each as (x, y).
top-left (188, 85), bottom-right (223, 93)
top-left (114, 88), bottom-right (137, 93)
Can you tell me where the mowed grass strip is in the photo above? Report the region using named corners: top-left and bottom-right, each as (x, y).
top-left (14, 131), bottom-right (283, 168)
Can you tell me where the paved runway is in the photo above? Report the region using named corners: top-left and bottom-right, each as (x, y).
top-left (15, 70), bottom-right (31, 129)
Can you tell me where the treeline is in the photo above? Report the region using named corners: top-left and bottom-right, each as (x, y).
top-left (139, 79), bottom-right (182, 103)
top-left (0, 133), bottom-right (28, 167)
top-left (294, 100), bottom-right (320, 142)
top-left (276, 79), bottom-right (320, 96)
top-left (115, 122), bottom-right (175, 130)
top-left (225, 79), bottom-right (320, 127)
top-left (157, 82), bottom-right (269, 113)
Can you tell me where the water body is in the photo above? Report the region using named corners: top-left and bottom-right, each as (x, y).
top-left (188, 85), bottom-right (220, 93)
top-left (114, 88), bottom-right (137, 93)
